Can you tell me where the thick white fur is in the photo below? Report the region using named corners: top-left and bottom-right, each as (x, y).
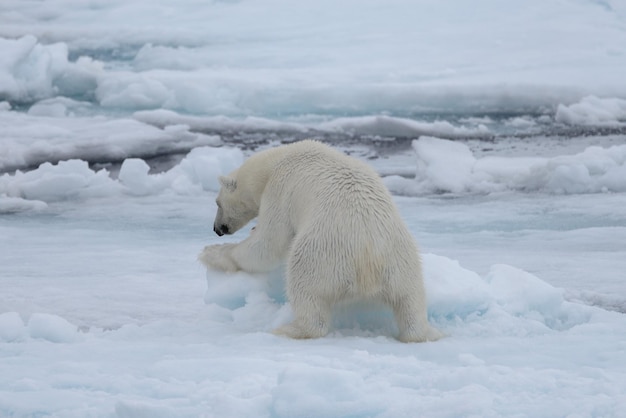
top-left (199, 140), bottom-right (441, 342)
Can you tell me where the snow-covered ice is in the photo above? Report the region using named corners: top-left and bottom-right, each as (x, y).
top-left (2, 208), bottom-right (626, 417)
top-left (556, 96), bottom-right (626, 127)
top-left (385, 137), bottom-right (626, 195)
top-left (2, 142), bottom-right (626, 417)
top-left (2, 0), bottom-right (626, 416)
top-left (2, 0), bottom-right (626, 117)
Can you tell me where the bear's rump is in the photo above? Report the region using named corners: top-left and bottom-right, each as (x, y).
top-left (290, 222), bottom-right (393, 298)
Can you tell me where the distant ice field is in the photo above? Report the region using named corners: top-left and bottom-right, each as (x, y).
top-left (2, 0), bottom-right (626, 121)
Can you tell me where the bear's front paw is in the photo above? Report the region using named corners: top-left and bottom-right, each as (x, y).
top-left (198, 244), bottom-right (239, 272)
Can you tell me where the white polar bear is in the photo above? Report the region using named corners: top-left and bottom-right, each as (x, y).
top-left (199, 140), bottom-right (441, 342)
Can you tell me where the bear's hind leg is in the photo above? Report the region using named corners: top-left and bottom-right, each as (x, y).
top-left (273, 296), bottom-right (331, 339)
top-left (273, 243), bottom-right (335, 339)
top-left (391, 295), bottom-right (443, 343)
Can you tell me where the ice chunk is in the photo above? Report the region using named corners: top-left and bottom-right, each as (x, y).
top-left (175, 146), bottom-right (243, 192)
top-left (318, 115), bottom-right (491, 139)
top-left (0, 146), bottom-right (243, 205)
top-left (556, 96), bottom-right (626, 126)
top-left (118, 158), bottom-right (153, 196)
top-left (487, 265), bottom-right (563, 314)
top-left (0, 312), bottom-right (27, 342)
top-left (402, 137), bottom-right (626, 195)
top-left (117, 146), bottom-right (244, 196)
top-left (0, 36), bottom-right (98, 104)
top-left (97, 73), bottom-right (172, 110)
top-left (0, 195), bottom-right (47, 213)
top-left (413, 136), bottom-right (479, 193)
top-left (27, 100), bottom-right (68, 117)
top-left (424, 254), bottom-right (593, 336)
top-left (204, 270), bottom-right (267, 310)
top-left (204, 267), bottom-right (285, 310)
top-left (0, 110), bottom-right (222, 173)
top-left (27, 313), bottom-right (81, 343)
top-left (1, 159), bottom-right (119, 202)
top-left (423, 253), bottom-right (492, 319)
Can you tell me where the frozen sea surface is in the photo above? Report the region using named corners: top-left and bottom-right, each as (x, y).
top-left (2, 141), bottom-right (626, 417)
top-left (2, 0), bottom-right (626, 416)
top-left (2, 0), bottom-right (626, 117)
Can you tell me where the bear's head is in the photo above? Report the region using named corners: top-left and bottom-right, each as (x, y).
top-left (213, 174), bottom-right (258, 236)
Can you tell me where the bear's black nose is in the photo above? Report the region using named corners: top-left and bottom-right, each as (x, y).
top-left (214, 224), bottom-right (229, 236)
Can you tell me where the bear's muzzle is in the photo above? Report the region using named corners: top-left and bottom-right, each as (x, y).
top-left (214, 224), bottom-right (229, 236)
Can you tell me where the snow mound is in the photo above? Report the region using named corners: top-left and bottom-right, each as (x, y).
top-left (385, 137), bottom-right (626, 195)
top-left (317, 115), bottom-right (491, 139)
top-left (115, 401), bottom-right (176, 418)
top-left (1, 159), bottom-right (119, 202)
top-left (0, 195), bottom-right (47, 213)
top-left (0, 109), bottom-right (222, 173)
top-left (0, 312), bottom-right (81, 343)
top-left (0, 146), bottom-right (243, 207)
top-left (425, 256), bottom-right (592, 336)
top-left (118, 146), bottom-right (243, 196)
top-left (203, 252), bottom-right (595, 339)
top-left (134, 110), bottom-right (492, 140)
top-left (0, 312), bottom-right (27, 342)
top-left (27, 313), bottom-right (82, 343)
top-left (0, 36), bottom-right (98, 104)
top-left (556, 96), bottom-right (626, 126)
top-left (273, 365), bottom-right (375, 418)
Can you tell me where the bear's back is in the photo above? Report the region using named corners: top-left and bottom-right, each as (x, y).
top-left (265, 141), bottom-right (400, 226)
top-left (272, 140), bottom-right (388, 197)
top-left (270, 141), bottom-right (417, 295)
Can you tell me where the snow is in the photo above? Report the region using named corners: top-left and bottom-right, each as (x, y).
top-left (1, 107), bottom-right (496, 173)
top-left (0, 109), bottom-right (222, 173)
top-left (0, 146), bottom-right (242, 205)
top-left (3, 137), bottom-right (625, 206)
top-left (2, 144), bottom-right (626, 416)
top-left (26, 313), bottom-right (83, 344)
top-left (2, 208), bottom-right (625, 417)
top-left (2, 0), bottom-right (626, 416)
top-left (385, 137), bottom-right (626, 195)
top-left (1, 243), bottom-right (625, 416)
top-left (0, 195), bottom-right (47, 214)
top-left (556, 96), bottom-right (626, 126)
top-left (1, 0), bottom-right (626, 117)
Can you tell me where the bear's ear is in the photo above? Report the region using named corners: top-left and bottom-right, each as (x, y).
top-left (219, 175), bottom-right (237, 192)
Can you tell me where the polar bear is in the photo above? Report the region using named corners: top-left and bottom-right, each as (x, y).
top-left (199, 140), bottom-right (441, 342)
